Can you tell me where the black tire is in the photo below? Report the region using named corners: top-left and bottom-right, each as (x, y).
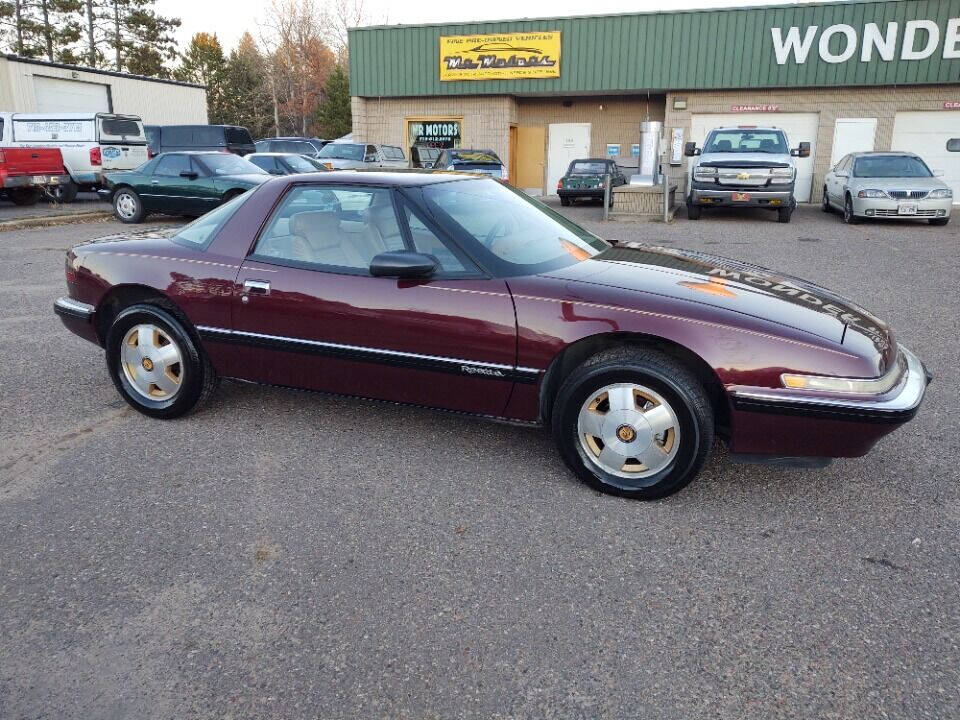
top-left (686, 202), bottom-right (701, 220)
top-left (560, 196), bottom-right (571, 207)
top-left (113, 187), bottom-right (145, 223)
top-left (607, 195), bottom-right (614, 209)
top-left (929, 217), bottom-right (949, 226)
top-left (105, 302), bottom-right (218, 419)
top-left (777, 206), bottom-right (792, 223)
top-left (843, 195), bottom-right (860, 224)
top-left (551, 346), bottom-right (714, 500)
top-left (48, 179), bottom-right (78, 203)
top-left (9, 187), bottom-right (41, 206)
top-left (821, 186), bottom-right (832, 213)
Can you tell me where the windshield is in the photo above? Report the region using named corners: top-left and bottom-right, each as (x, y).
top-left (853, 155), bottom-right (932, 178)
top-left (198, 154), bottom-right (265, 176)
top-left (318, 143), bottom-right (364, 160)
top-left (284, 154), bottom-right (320, 172)
top-left (569, 161), bottom-right (609, 175)
top-left (704, 130), bottom-right (788, 154)
top-left (422, 179), bottom-right (608, 275)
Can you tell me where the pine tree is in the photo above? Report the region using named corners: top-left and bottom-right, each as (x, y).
top-left (315, 64), bottom-right (351, 139)
top-left (82, 0), bottom-right (179, 76)
top-left (175, 33), bottom-right (227, 122)
top-left (33, 0), bottom-right (83, 61)
top-left (0, 0), bottom-right (44, 57)
top-left (221, 32), bottom-right (273, 140)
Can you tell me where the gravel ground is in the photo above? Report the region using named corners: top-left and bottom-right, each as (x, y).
top-left (1, 203), bottom-right (958, 719)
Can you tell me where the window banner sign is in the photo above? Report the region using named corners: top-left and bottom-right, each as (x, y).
top-left (439, 32), bottom-right (561, 81)
top-left (409, 120), bottom-right (461, 148)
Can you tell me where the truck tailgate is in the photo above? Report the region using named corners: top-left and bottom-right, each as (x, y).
top-left (2, 146), bottom-right (65, 175)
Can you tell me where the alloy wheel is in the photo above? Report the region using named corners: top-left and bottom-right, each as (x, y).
top-left (120, 323), bottom-right (184, 400)
top-left (115, 192), bottom-right (138, 220)
top-left (577, 382), bottom-right (680, 481)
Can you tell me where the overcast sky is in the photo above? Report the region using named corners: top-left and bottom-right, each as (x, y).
top-left (155, 0), bottom-right (821, 52)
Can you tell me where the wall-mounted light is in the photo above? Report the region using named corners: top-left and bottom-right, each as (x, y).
top-left (599, 104), bottom-right (604, 111)
top-left (673, 97), bottom-right (687, 110)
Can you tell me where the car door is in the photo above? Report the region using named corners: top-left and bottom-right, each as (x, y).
top-left (229, 183), bottom-right (519, 416)
top-left (831, 156), bottom-right (851, 205)
top-left (142, 153), bottom-right (199, 213)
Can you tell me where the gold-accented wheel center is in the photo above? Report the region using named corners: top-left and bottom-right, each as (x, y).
top-left (141, 357), bottom-right (154, 371)
top-left (616, 424), bottom-right (637, 443)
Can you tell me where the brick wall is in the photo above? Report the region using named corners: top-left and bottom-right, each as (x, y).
top-left (664, 85), bottom-right (960, 202)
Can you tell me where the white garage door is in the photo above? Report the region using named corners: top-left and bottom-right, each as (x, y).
top-left (891, 111), bottom-right (960, 206)
top-left (690, 113), bottom-right (819, 202)
top-left (34, 75), bottom-right (110, 113)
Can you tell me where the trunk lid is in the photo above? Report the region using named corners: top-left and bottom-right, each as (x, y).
top-left (1, 146), bottom-right (64, 175)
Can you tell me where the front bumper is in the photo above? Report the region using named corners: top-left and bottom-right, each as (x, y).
top-left (54, 296), bottom-right (99, 344)
top-left (690, 187), bottom-right (794, 208)
top-left (727, 345), bottom-right (930, 458)
top-left (558, 187), bottom-right (605, 199)
top-left (3, 173), bottom-right (71, 188)
top-left (852, 195), bottom-right (952, 219)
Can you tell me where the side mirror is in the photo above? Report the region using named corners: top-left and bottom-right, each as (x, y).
top-left (791, 142), bottom-right (811, 158)
top-left (179, 171), bottom-right (199, 179)
top-left (836, 171), bottom-right (849, 178)
top-left (683, 141), bottom-right (699, 157)
top-left (933, 170), bottom-right (944, 177)
top-left (369, 250), bottom-right (437, 279)
top-left (946, 138), bottom-right (960, 152)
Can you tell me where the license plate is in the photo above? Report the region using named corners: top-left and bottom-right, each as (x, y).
top-left (898, 203), bottom-right (918, 215)
top-left (732, 192), bottom-right (751, 202)
top-left (32, 175), bottom-right (48, 184)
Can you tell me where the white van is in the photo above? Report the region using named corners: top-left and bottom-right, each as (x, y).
top-left (0, 112), bottom-right (149, 202)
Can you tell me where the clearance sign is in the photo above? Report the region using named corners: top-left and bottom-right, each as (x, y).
top-left (439, 31), bottom-right (561, 81)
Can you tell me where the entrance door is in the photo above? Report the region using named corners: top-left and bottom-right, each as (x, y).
top-left (690, 113), bottom-right (819, 201)
top-left (547, 123), bottom-right (591, 196)
top-left (230, 183), bottom-right (519, 417)
top-left (830, 118), bottom-right (876, 166)
top-left (508, 125), bottom-right (517, 186)
top-left (515, 126), bottom-right (546, 194)
top-left (891, 111), bottom-right (960, 205)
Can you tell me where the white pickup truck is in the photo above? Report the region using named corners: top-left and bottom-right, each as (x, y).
top-left (684, 126), bottom-right (810, 223)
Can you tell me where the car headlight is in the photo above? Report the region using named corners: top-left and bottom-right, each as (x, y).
top-left (693, 166), bottom-right (717, 179)
top-left (857, 189), bottom-right (889, 199)
top-left (928, 188), bottom-right (953, 199)
top-left (781, 352), bottom-right (906, 395)
top-left (769, 167), bottom-right (795, 185)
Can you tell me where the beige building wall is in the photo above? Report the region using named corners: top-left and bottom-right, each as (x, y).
top-left (664, 85), bottom-right (960, 202)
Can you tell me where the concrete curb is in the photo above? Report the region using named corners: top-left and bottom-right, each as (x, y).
top-left (0, 210), bottom-right (113, 232)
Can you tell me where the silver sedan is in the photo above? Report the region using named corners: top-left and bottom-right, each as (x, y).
top-left (822, 152), bottom-right (953, 226)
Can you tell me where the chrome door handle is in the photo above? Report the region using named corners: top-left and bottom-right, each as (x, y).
top-left (150, 180), bottom-right (159, 184)
top-left (243, 279), bottom-right (270, 295)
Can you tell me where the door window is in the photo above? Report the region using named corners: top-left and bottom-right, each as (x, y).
top-left (252, 185), bottom-right (402, 272)
top-left (153, 154), bottom-right (192, 176)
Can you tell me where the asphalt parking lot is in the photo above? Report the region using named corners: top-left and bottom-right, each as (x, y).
top-left (1, 203), bottom-right (958, 719)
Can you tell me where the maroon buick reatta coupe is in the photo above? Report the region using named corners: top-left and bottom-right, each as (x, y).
top-left (56, 172), bottom-right (929, 499)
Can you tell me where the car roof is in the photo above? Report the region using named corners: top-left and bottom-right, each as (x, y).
top-left (570, 158), bottom-right (616, 163)
top-left (848, 151), bottom-right (920, 158)
top-left (248, 152), bottom-right (309, 157)
top-left (156, 150), bottom-right (236, 156)
top-left (260, 136), bottom-right (323, 142)
top-left (267, 169), bottom-right (486, 187)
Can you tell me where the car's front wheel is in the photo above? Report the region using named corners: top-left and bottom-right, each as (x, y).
top-left (777, 206), bottom-right (792, 223)
top-left (930, 217), bottom-right (950, 226)
top-left (822, 186), bottom-right (832, 213)
top-left (843, 195), bottom-right (860, 224)
top-left (113, 188), bottom-right (145, 223)
top-left (105, 303), bottom-right (217, 419)
top-left (551, 347), bottom-right (714, 500)
top-left (686, 202), bottom-right (701, 220)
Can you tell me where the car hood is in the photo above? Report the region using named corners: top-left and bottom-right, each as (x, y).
top-left (543, 243), bottom-right (895, 364)
top-left (322, 159), bottom-right (366, 169)
top-left (698, 152), bottom-right (792, 167)
top-left (850, 176), bottom-right (948, 192)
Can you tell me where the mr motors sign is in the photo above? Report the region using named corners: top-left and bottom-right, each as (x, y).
top-left (772, 17), bottom-right (960, 64)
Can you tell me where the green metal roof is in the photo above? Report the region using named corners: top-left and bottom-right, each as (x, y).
top-left (349, 0), bottom-right (960, 97)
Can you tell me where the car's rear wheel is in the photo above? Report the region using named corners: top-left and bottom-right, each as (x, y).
top-left (105, 303), bottom-right (217, 418)
top-left (843, 195), bottom-right (860, 224)
top-left (48, 179), bottom-right (78, 203)
top-left (686, 202), bottom-right (701, 220)
top-left (560, 196), bottom-right (571, 207)
top-left (551, 347), bottom-right (714, 500)
top-left (9, 187), bottom-right (42, 206)
top-left (930, 217), bottom-right (950, 226)
top-left (113, 188), bottom-right (145, 223)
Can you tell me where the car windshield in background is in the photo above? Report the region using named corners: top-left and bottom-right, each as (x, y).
top-left (570, 161), bottom-right (609, 175)
top-left (199, 154), bottom-right (265, 175)
top-left (853, 155), bottom-right (933, 178)
top-left (704, 130), bottom-right (787, 154)
top-left (284, 155), bottom-right (319, 172)
top-left (422, 179), bottom-right (608, 274)
top-left (318, 143), bottom-right (364, 160)
top-left (100, 118), bottom-right (142, 139)
top-left (171, 191), bottom-right (251, 249)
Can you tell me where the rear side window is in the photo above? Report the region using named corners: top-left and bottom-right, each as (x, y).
top-left (172, 191), bottom-right (251, 250)
top-left (194, 127), bottom-right (224, 145)
top-left (164, 127), bottom-right (192, 145)
top-left (225, 127), bottom-right (253, 145)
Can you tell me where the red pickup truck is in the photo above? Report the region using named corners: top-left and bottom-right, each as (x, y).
top-left (0, 146), bottom-right (70, 206)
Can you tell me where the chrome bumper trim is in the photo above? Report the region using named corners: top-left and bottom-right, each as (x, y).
top-left (54, 296), bottom-right (95, 322)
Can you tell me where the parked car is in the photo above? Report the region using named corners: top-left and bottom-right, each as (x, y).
top-left (56, 171), bottom-right (929, 501)
top-left (100, 151), bottom-right (268, 223)
top-left (0, 145), bottom-right (70, 205)
top-left (434, 149), bottom-right (506, 179)
top-left (410, 145), bottom-right (441, 169)
top-left (0, 112), bottom-right (148, 202)
top-left (822, 151), bottom-right (952, 226)
top-left (557, 158), bottom-right (627, 207)
top-left (246, 152), bottom-right (329, 175)
top-left (144, 125), bottom-right (256, 157)
top-left (684, 125), bottom-right (810, 223)
top-left (316, 142), bottom-right (407, 170)
top-left (254, 137), bottom-right (328, 157)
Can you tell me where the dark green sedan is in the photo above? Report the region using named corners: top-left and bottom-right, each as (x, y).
top-left (101, 151), bottom-right (270, 224)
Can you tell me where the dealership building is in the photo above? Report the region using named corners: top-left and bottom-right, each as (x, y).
top-left (348, 0), bottom-right (960, 204)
